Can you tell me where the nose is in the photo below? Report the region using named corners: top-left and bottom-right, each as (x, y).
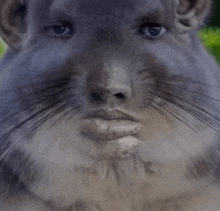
top-left (88, 62), bottom-right (132, 105)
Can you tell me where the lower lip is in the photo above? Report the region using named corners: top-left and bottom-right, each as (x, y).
top-left (80, 118), bottom-right (141, 140)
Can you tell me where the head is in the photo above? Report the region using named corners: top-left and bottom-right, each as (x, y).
top-left (0, 0), bottom-right (220, 210)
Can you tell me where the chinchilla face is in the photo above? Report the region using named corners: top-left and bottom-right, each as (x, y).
top-left (0, 0), bottom-right (220, 210)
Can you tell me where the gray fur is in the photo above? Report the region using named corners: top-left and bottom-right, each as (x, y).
top-left (0, 0), bottom-right (220, 210)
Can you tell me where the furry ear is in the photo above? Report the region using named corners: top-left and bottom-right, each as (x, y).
top-left (0, 0), bottom-right (26, 49)
top-left (174, 0), bottom-right (212, 32)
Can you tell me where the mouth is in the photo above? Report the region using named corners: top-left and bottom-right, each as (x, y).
top-left (81, 117), bottom-right (141, 140)
top-left (80, 109), bottom-right (141, 141)
top-left (80, 109), bottom-right (142, 158)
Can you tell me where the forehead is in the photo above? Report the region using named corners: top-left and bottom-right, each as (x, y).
top-left (33, 0), bottom-right (168, 20)
top-left (51, 0), bottom-right (163, 12)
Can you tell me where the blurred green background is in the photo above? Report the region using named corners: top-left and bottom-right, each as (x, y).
top-left (209, 0), bottom-right (220, 27)
top-left (0, 38), bottom-right (5, 58)
top-left (198, 27), bottom-right (220, 65)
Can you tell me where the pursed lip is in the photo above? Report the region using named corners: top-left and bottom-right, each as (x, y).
top-left (80, 109), bottom-right (141, 140)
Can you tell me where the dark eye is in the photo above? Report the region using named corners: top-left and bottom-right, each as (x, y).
top-left (139, 23), bottom-right (166, 39)
top-left (147, 26), bottom-right (162, 36)
top-left (49, 22), bottom-right (74, 37)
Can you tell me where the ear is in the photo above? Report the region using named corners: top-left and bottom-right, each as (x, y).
top-left (174, 0), bottom-right (212, 32)
top-left (0, 0), bottom-right (26, 50)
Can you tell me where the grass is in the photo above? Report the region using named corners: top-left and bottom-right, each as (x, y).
top-left (0, 27), bottom-right (220, 63)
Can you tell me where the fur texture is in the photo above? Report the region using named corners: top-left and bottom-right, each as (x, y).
top-left (0, 0), bottom-right (220, 210)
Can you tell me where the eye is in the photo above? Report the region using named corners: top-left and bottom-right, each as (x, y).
top-left (139, 23), bottom-right (166, 39)
top-left (48, 22), bottom-right (74, 37)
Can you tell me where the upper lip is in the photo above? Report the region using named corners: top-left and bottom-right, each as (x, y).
top-left (84, 108), bottom-right (138, 121)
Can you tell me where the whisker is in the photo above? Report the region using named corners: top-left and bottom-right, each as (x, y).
top-left (150, 87), bottom-right (220, 131)
top-left (155, 80), bottom-right (220, 103)
top-left (150, 103), bottom-right (197, 131)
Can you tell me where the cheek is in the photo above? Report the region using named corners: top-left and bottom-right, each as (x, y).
top-left (27, 43), bottom-right (74, 78)
top-left (137, 108), bottom-right (217, 163)
top-left (16, 117), bottom-right (88, 167)
top-left (31, 51), bottom-right (66, 72)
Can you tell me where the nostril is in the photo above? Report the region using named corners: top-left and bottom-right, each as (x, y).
top-left (114, 93), bottom-right (126, 100)
top-left (91, 92), bottom-right (103, 101)
top-left (91, 91), bottom-right (127, 102)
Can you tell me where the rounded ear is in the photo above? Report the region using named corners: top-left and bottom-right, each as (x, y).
top-left (174, 0), bottom-right (212, 32)
top-left (0, 0), bottom-right (26, 50)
